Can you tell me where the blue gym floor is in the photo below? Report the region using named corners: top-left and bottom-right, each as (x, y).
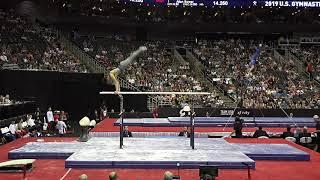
top-left (9, 137), bottom-right (309, 169)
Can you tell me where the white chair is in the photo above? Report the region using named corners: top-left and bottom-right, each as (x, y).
top-left (1, 127), bottom-right (10, 134)
top-left (258, 136), bottom-right (269, 139)
top-left (43, 123), bottom-right (48, 131)
top-left (89, 120), bottom-right (96, 127)
top-left (22, 122), bottom-right (27, 128)
top-left (285, 137), bottom-right (296, 143)
top-left (300, 137), bottom-right (312, 144)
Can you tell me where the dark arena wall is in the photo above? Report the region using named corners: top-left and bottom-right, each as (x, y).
top-left (0, 70), bottom-right (148, 121)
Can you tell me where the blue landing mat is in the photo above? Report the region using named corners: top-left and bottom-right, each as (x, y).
top-left (9, 142), bottom-right (78, 159)
top-left (9, 137), bottom-right (310, 169)
top-left (168, 117), bottom-right (314, 123)
top-left (231, 143), bottom-right (310, 161)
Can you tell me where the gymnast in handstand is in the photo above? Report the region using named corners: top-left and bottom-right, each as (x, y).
top-left (109, 46), bottom-right (147, 92)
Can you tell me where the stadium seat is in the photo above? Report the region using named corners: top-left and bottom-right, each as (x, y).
top-left (285, 137), bottom-right (296, 143)
top-left (258, 136), bottom-right (269, 139)
top-left (1, 127), bottom-right (10, 134)
top-left (0, 137), bottom-right (6, 145)
top-left (300, 137), bottom-right (312, 144)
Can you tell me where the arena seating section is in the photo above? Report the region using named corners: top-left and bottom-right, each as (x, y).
top-left (1, 9), bottom-right (320, 109)
top-left (0, 10), bottom-right (87, 72)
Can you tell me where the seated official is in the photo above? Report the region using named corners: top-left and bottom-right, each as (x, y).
top-left (299, 126), bottom-right (311, 138)
top-left (233, 116), bottom-right (244, 138)
top-left (178, 127), bottom-right (190, 138)
top-left (313, 115), bottom-right (320, 130)
top-left (78, 174), bottom-right (88, 180)
top-left (281, 127), bottom-right (294, 139)
top-left (253, 127), bottom-right (269, 138)
top-left (109, 171), bottom-right (118, 180)
top-left (294, 127), bottom-right (302, 138)
top-left (164, 171), bottom-right (173, 180)
top-left (122, 126), bottom-right (132, 137)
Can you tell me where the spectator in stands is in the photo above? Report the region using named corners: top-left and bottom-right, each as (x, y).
top-left (109, 171), bottom-right (118, 180)
top-left (253, 127), bottom-right (269, 138)
top-left (0, 95), bottom-right (4, 104)
top-left (164, 171), bottom-right (173, 180)
top-left (8, 121), bottom-right (16, 136)
top-left (56, 119), bottom-right (67, 137)
top-left (233, 116), bottom-right (244, 138)
top-left (34, 107), bottom-right (42, 121)
top-left (78, 174), bottom-right (88, 180)
top-left (53, 111), bottom-right (60, 122)
top-left (306, 61), bottom-right (313, 80)
top-left (46, 107), bottom-right (54, 133)
top-left (16, 119), bottom-right (27, 137)
top-left (27, 114), bottom-right (36, 132)
top-left (4, 94), bottom-right (11, 104)
top-left (281, 126), bottom-right (294, 139)
top-left (178, 127), bottom-right (190, 138)
top-left (123, 126), bottom-right (132, 137)
top-left (34, 114), bottom-right (43, 132)
top-left (60, 111), bottom-right (67, 121)
top-left (0, 52), bottom-right (8, 62)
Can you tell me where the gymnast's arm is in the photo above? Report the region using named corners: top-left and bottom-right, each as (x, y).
top-left (109, 68), bottom-right (121, 92)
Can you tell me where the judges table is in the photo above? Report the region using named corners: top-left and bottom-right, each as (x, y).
top-left (0, 101), bottom-right (36, 120)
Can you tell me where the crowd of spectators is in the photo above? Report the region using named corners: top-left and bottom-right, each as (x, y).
top-left (290, 45), bottom-right (320, 82)
top-left (0, 9), bottom-right (88, 72)
top-left (0, 107), bottom-right (71, 144)
top-left (0, 94), bottom-right (11, 105)
top-left (2, 8), bottom-right (320, 109)
top-left (76, 34), bottom-right (320, 108)
top-left (193, 39), bottom-right (320, 109)
top-left (76, 35), bottom-right (218, 107)
top-left (0, 94), bottom-right (28, 106)
top-left (52, 0), bottom-right (320, 24)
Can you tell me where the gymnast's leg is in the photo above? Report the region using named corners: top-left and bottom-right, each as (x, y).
top-left (109, 68), bottom-right (121, 92)
top-left (119, 46), bottom-right (147, 68)
top-left (109, 46), bottom-right (147, 92)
